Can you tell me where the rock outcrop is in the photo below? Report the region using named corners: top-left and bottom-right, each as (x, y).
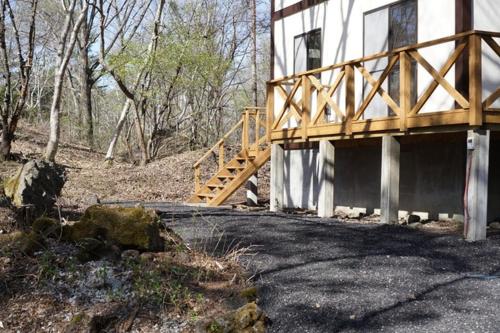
top-left (63, 205), bottom-right (164, 252)
top-left (200, 302), bottom-right (267, 333)
top-left (4, 160), bottom-right (66, 215)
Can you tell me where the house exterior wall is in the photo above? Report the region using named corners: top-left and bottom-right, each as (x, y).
top-left (273, 0), bottom-right (458, 118)
top-left (276, 0), bottom-right (500, 219)
top-left (474, 0), bottom-right (500, 108)
top-left (284, 136), bottom-right (500, 221)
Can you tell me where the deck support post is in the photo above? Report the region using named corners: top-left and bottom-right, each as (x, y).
top-left (380, 135), bottom-right (400, 224)
top-left (318, 140), bottom-right (335, 217)
top-left (270, 144), bottom-right (284, 212)
top-left (465, 129), bottom-right (490, 241)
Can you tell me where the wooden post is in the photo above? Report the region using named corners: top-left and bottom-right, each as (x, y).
top-left (194, 166), bottom-right (201, 192)
top-left (345, 65), bottom-right (355, 135)
top-left (243, 110), bottom-right (250, 151)
top-left (469, 34), bottom-right (482, 126)
top-left (301, 76), bottom-right (311, 140)
top-left (266, 83), bottom-right (274, 142)
top-left (400, 51), bottom-right (411, 131)
top-left (218, 141), bottom-right (224, 171)
top-left (255, 109), bottom-right (261, 148)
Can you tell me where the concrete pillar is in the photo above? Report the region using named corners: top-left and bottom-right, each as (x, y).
top-left (380, 135), bottom-right (400, 224)
top-left (270, 144), bottom-right (284, 212)
top-left (246, 174), bottom-right (258, 206)
top-left (465, 129), bottom-right (490, 241)
top-left (318, 140), bottom-right (335, 217)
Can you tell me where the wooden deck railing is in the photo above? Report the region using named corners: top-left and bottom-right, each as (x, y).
top-left (193, 107), bottom-right (267, 192)
top-left (266, 30), bottom-right (500, 143)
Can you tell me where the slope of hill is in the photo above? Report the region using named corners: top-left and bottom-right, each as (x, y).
top-left (0, 124), bottom-right (270, 210)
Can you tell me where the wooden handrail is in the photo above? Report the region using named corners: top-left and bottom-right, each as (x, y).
top-left (266, 30), bottom-right (500, 143)
top-left (193, 107), bottom-right (269, 192)
top-left (193, 118), bottom-right (244, 168)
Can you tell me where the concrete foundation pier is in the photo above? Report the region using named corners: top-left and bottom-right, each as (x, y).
top-left (381, 135), bottom-right (400, 224)
top-left (465, 129), bottom-right (490, 241)
top-left (318, 140), bottom-right (335, 217)
top-left (270, 144), bottom-right (284, 212)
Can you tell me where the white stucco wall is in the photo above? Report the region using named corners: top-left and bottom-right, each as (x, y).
top-left (284, 148), bottom-right (319, 209)
top-left (276, 0), bottom-right (499, 210)
top-left (273, 0), bottom-right (459, 118)
top-left (474, 0), bottom-right (500, 108)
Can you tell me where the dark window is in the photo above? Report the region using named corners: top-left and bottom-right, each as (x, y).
top-left (307, 29), bottom-right (322, 71)
top-left (389, 1), bottom-right (417, 49)
top-left (294, 29), bottom-right (322, 75)
top-left (388, 0), bottom-right (417, 113)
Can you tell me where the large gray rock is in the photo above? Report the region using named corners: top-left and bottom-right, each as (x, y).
top-left (4, 160), bottom-right (66, 215)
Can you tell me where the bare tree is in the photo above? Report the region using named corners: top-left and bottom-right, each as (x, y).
top-left (45, 0), bottom-right (89, 162)
top-left (99, 0), bottom-right (164, 166)
top-left (0, 0), bottom-right (38, 160)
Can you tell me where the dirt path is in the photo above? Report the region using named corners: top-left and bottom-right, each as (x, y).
top-left (160, 205), bottom-right (500, 333)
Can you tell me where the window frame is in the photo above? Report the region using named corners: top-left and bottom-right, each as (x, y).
top-left (362, 0), bottom-right (418, 116)
top-left (293, 28), bottom-right (322, 75)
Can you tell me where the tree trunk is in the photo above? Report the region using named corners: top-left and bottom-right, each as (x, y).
top-left (251, 0), bottom-right (258, 106)
top-left (45, 68), bottom-right (64, 161)
top-left (102, 0), bottom-right (165, 165)
top-left (45, 0), bottom-right (88, 162)
top-left (105, 99), bottom-right (131, 162)
top-left (79, 18), bottom-right (94, 148)
top-left (132, 102), bottom-right (148, 166)
top-left (0, 117), bottom-right (11, 161)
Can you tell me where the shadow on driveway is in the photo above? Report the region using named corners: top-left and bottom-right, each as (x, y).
top-left (162, 206), bottom-right (500, 333)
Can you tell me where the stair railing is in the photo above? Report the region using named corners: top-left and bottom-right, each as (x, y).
top-left (193, 107), bottom-right (268, 192)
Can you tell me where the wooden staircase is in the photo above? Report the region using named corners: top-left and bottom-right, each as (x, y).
top-left (187, 107), bottom-right (270, 206)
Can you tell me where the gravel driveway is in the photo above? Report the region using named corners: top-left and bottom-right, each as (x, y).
top-left (154, 204), bottom-right (500, 333)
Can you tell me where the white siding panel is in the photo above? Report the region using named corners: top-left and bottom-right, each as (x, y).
top-left (474, 0), bottom-right (500, 108)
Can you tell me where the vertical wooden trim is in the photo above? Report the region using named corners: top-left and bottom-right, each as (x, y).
top-left (469, 34), bottom-right (482, 126)
top-left (271, 0), bottom-right (327, 21)
top-left (455, 0), bottom-right (472, 100)
top-left (400, 51), bottom-right (411, 131)
top-left (218, 141), bottom-right (224, 171)
top-left (194, 166), bottom-right (201, 192)
top-left (301, 76), bottom-right (311, 140)
top-left (266, 83), bottom-right (274, 141)
top-left (243, 110), bottom-right (250, 150)
top-left (255, 110), bottom-right (261, 147)
top-left (345, 65), bottom-right (355, 135)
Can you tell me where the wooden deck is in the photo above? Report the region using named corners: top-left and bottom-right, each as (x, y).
top-left (266, 30), bottom-right (500, 144)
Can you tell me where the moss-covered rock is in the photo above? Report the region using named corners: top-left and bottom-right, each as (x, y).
top-left (0, 230), bottom-right (44, 255)
top-left (64, 205), bottom-right (164, 251)
top-left (32, 217), bottom-right (62, 238)
top-left (239, 287), bottom-right (258, 302)
top-left (201, 302), bottom-right (267, 333)
top-left (4, 159), bottom-right (66, 215)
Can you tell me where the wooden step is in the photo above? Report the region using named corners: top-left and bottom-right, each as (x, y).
top-left (197, 192), bottom-right (215, 198)
top-left (188, 144), bottom-right (271, 206)
top-left (208, 146), bottom-right (271, 206)
top-left (225, 160), bottom-right (245, 170)
top-left (217, 169), bottom-right (235, 178)
top-left (207, 184), bottom-right (225, 190)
